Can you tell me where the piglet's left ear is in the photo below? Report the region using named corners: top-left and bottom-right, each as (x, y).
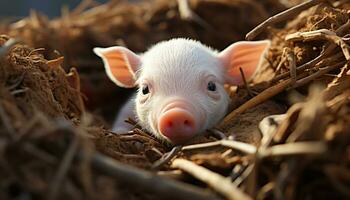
top-left (218, 40), bottom-right (270, 85)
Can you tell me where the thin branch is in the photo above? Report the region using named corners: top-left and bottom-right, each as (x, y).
top-left (0, 102), bottom-right (15, 135)
top-left (233, 164), bottom-right (255, 187)
top-left (240, 67), bottom-right (254, 97)
top-left (289, 61), bottom-right (346, 89)
top-left (152, 145), bottom-right (182, 170)
top-left (90, 153), bottom-right (220, 200)
top-left (246, 0), bottom-right (324, 40)
top-left (183, 140), bottom-right (257, 155)
top-left (286, 48), bottom-right (297, 85)
top-left (275, 50), bottom-right (288, 73)
top-left (258, 141), bottom-right (327, 157)
top-left (172, 158), bottom-right (252, 200)
top-left (217, 79), bottom-right (291, 130)
top-left (177, 0), bottom-right (213, 30)
top-left (48, 136), bottom-right (79, 200)
top-left (208, 128), bottom-right (227, 139)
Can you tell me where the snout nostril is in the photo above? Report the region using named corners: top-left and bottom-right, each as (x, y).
top-left (167, 121), bottom-right (173, 127)
top-left (184, 119), bottom-right (194, 127)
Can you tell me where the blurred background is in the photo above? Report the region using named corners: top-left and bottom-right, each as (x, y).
top-left (0, 0), bottom-right (108, 18)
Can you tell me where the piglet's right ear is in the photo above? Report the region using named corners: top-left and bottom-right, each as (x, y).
top-left (93, 46), bottom-right (141, 88)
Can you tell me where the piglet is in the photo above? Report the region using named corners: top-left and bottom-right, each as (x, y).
top-left (94, 38), bottom-right (270, 144)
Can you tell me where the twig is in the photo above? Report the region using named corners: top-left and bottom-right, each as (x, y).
top-left (285, 48), bottom-right (297, 85)
top-left (208, 128), bottom-right (227, 139)
top-left (71, 0), bottom-right (97, 16)
top-left (7, 72), bottom-right (25, 91)
top-left (233, 164), bottom-right (255, 187)
top-left (246, 0), bottom-right (323, 40)
top-left (230, 163), bottom-right (248, 181)
top-left (0, 102), bottom-right (15, 135)
top-left (183, 140), bottom-right (257, 155)
top-left (23, 143), bottom-right (58, 164)
top-left (217, 79), bottom-right (291, 130)
top-left (289, 61), bottom-right (346, 89)
top-left (48, 135), bottom-right (79, 200)
top-left (10, 88), bottom-right (29, 95)
top-left (90, 153), bottom-right (220, 200)
top-left (275, 50), bottom-right (288, 73)
top-left (335, 19), bottom-right (350, 36)
top-left (239, 67), bottom-right (254, 97)
top-left (286, 29), bottom-right (350, 60)
top-left (152, 145), bottom-right (182, 170)
top-left (259, 114), bottom-right (287, 148)
top-left (256, 182), bottom-right (275, 200)
top-left (171, 158), bottom-right (252, 200)
top-left (258, 141), bottom-right (327, 157)
top-left (177, 0), bottom-right (213, 30)
top-left (0, 38), bottom-right (19, 57)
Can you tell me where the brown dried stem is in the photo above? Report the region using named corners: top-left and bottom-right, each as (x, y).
top-left (217, 79), bottom-right (291, 130)
top-left (286, 47), bottom-right (297, 85)
top-left (91, 153), bottom-right (220, 200)
top-left (48, 135), bottom-right (79, 200)
top-left (151, 145), bottom-right (182, 170)
top-left (240, 67), bottom-right (254, 97)
top-left (183, 140), bottom-right (257, 154)
top-left (171, 158), bottom-right (252, 200)
top-left (258, 141), bottom-right (327, 157)
top-left (289, 61), bottom-right (347, 89)
top-left (246, 0), bottom-right (324, 40)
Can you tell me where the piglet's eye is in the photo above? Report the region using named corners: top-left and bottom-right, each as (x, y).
top-left (142, 84), bottom-right (150, 95)
top-left (207, 81), bottom-right (216, 91)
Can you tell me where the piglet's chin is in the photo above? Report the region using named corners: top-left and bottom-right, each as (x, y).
top-left (157, 107), bottom-right (198, 144)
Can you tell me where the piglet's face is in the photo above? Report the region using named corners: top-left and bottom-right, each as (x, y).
top-left (94, 38), bottom-right (270, 144)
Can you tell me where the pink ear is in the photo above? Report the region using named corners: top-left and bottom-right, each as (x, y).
top-left (218, 40), bottom-right (270, 85)
top-left (93, 46), bottom-right (141, 88)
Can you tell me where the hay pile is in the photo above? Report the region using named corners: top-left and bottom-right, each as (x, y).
top-left (0, 0), bottom-right (288, 120)
top-left (0, 0), bottom-right (349, 200)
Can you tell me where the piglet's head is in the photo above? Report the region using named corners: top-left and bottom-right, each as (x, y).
top-left (94, 39), bottom-right (270, 144)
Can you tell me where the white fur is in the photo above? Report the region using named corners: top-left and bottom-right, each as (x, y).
top-left (102, 38), bottom-right (269, 143)
top-left (134, 38), bottom-right (230, 141)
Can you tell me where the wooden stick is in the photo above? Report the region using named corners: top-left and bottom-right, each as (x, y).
top-left (172, 159), bottom-right (252, 200)
top-left (286, 48), bottom-right (297, 85)
top-left (177, 0), bottom-right (212, 30)
top-left (289, 61), bottom-right (346, 89)
top-left (217, 79), bottom-right (291, 130)
top-left (240, 67), bottom-right (254, 97)
top-left (90, 153), bottom-right (220, 200)
top-left (246, 0), bottom-right (323, 40)
top-left (152, 145), bottom-right (182, 170)
top-left (259, 141), bottom-right (327, 157)
top-left (183, 140), bottom-right (257, 154)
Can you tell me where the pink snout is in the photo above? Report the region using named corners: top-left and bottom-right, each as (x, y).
top-left (158, 108), bottom-right (197, 144)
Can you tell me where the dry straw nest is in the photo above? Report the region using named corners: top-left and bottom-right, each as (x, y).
top-left (0, 0), bottom-right (349, 200)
